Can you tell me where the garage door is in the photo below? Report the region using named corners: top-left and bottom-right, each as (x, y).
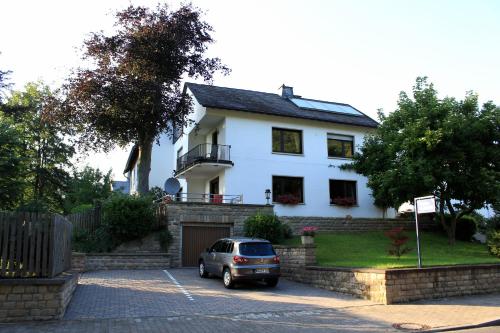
top-left (182, 225), bottom-right (230, 267)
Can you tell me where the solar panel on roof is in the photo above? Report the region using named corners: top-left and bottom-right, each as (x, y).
top-left (290, 98), bottom-right (362, 116)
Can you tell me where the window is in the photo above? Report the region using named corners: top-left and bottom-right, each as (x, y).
top-left (272, 128), bottom-right (303, 154)
top-left (272, 176), bottom-right (304, 204)
top-left (239, 242), bottom-right (276, 256)
top-left (329, 180), bottom-right (357, 206)
top-left (327, 134), bottom-right (354, 158)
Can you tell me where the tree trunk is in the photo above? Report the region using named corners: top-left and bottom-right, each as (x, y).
top-left (137, 139), bottom-right (153, 195)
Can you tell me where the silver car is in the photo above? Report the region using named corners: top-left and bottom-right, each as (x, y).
top-left (198, 237), bottom-right (281, 288)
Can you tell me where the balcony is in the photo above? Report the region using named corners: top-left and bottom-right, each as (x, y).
top-left (175, 143), bottom-right (233, 178)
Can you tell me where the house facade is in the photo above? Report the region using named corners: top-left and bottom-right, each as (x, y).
top-left (125, 83), bottom-right (395, 218)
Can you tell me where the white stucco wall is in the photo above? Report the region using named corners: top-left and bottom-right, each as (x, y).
top-left (211, 109), bottom-right (394, 218)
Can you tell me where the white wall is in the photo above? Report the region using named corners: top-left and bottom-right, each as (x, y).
top-left (149, 134), bottom-right (176, 190)
top-left (212, 109), bottom-right (394, 218)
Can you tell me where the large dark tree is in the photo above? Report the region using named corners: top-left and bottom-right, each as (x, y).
top-left (5, 82), bottom-right (74, 212)
top-left (346, 77), bottom-right (500, 243)
top-left (59, 4), bottom-right (229, 194)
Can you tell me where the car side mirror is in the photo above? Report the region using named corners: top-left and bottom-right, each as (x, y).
top-left (205, 248), bottom-right (210, 253)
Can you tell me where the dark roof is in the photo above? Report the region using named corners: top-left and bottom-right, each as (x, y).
top-left (123, 145), bottom-right (139, 174)
top-left (185, 83), bottom-right (378, 128)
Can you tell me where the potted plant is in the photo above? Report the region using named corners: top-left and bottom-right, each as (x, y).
top-left (331, 197), bottom-right (356, 206)
top-left (301, 226), bottom-right (318, 245)
top-left (275, 194), bottom-right (301, 205)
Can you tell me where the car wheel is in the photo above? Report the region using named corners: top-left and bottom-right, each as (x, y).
top-left (265, 278), bottom-right (279, 287)
top-left (223, 268), bottom-right (234, 289)
top-left (199, 261), bottom-right (208, 278)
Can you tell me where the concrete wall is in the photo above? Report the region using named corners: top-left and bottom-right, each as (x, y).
top-left (275, 245), bottom-right (500, 304)
top-left (0, 273), bottom-right (78, 322)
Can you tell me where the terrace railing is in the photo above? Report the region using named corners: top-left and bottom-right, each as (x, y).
top-left (176, 143), bottom-right (232, 175)
top-left (156, 193), bottom-right (243, 205)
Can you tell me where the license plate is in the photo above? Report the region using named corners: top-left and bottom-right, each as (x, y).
top-left (255, 268), bottom-right (269, 274)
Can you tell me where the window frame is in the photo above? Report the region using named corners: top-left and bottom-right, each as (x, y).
top-left (272, 175), bottom-right (305, 204)
top-left (272, 127), bottom-right (303, 155)
top-left (327, 133), bottom-right (354, 159)
top-left (329, 179), bottom-right (358, 206)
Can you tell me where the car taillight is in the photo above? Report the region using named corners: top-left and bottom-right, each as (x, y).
top-left (233, 255), bottom-right (248, 264)
top-left (274, 256), bottom-right (280, 264)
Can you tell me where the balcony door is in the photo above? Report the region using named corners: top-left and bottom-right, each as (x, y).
top-left (210, 131), bottom-right (219, 160)
top-left (209, 177), bottom-right (221, 203)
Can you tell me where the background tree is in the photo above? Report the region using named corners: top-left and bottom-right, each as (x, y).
top-left (5, 82), bottom-right (74, 212)
top-left (64, 166), bottom-right (112, 213)
top-left (346, 77), bottom-right (500, 243)
top-left (0, 112), bottom-right (27, 209)
top-left (59, 4), bottom-right (229, 195)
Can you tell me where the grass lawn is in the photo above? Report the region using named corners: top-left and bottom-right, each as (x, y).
top-left (279, 231), bottom-right (499, 269)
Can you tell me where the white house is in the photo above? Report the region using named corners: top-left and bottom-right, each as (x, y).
top-left (124, 83), bottom-right (395, 218)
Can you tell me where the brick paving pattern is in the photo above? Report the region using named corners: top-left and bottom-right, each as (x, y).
top-left (0, 269), bottom-right (498, 333)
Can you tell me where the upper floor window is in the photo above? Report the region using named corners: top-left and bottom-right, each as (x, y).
top-left (272, 128), bottom-right (303, 154)
top-left (328, 134), bottom-right (354, 158)
top-left (329, 180), bottom-right (357, 206)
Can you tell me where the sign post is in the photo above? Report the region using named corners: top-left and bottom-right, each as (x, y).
top-left (414, 196), bottom-right (436, 268)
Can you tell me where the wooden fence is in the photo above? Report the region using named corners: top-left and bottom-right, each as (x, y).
top-left (66, 205), bottom-right (102, 234)
top-left (0, 212), bottom-right (73, 278)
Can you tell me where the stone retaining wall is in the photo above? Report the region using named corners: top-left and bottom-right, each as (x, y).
top-left (165, 202), bottom-right (273, 267)
top-left (385, 264), bottom-right (500, 303)
top-left (0, 272), bottom-right (78, 322)
top-left (71, 253), bottom-right (170, 271)
top-left (281, 216), bottom-right (436, 235)
top-left (276, 245), bottom-right (500, 304)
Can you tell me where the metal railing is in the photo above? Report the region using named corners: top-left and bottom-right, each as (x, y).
top-left (176, 143), bottom-right (231, 174)
top-left (155, 193), bottom-right (243, 204)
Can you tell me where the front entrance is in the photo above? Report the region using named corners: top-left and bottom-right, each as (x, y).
top-left (182, 225), bottom-right (230, 267)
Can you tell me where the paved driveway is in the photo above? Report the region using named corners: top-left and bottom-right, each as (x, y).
top-left (1, 269), bottom-right (499, 333)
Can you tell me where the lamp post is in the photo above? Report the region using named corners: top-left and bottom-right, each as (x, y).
top-left (265, 189), bottom-right (271, 205)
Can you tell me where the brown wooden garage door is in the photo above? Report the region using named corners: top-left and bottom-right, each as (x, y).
top-left (182, 225), bottom-right (230, 267)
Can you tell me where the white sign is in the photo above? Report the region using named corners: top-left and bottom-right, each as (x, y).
top-left (415, 196), bottom-right (436, 214)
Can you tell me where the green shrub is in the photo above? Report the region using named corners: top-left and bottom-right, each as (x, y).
top-left (455, 215), bottom-right (477, 241)
top-left (435, 214), bottom-right (477, 241)
top-left (244, 213), bottom-right (284, 243)
top-left (72, 226), bottom-right (116, 253)
top-left (282, 223), bottom-right (293, 239)
top-left (487, 231), bottom-right (500, 258)
top-left (103, 195), bottom-right (154, 243)
top-left (70, 203), bottom-right (93, 214)
top-left (158, 229), bottom-right (173, 252)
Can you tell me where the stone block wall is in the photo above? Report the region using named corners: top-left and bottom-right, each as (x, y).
top-left (0, 273), bottom-right (78, 322)
top-left (276, 244), bottom-right (500, 304)
top-left (165, 202), bottom-right (273, 267)
top-left (281, 216), bottom-right (436, 235)
top-left (385, 265), bottom-right (500, 303)
top-left (71, 253), bottom-right (170, 271)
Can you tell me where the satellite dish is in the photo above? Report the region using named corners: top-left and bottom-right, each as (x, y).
top-left (164, 178), bottom-right (181, 195)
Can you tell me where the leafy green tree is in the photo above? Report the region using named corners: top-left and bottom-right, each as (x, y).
top-left (5, 82), bottom-right (74, 212)
top-left (346, 77), bottom-right (500, 243)
top-left (0, 113), bottom-right (27, 209)
top-left (58, 4), bottom-right (229, 195)
top-left (64, 166), bottom-right (112, 213)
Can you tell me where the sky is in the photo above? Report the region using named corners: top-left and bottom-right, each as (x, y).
top-left (1, 0), bottom-right (499, 180)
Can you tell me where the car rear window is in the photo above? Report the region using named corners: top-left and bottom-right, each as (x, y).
top-left (238, 242), bottom-right (275, 256)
